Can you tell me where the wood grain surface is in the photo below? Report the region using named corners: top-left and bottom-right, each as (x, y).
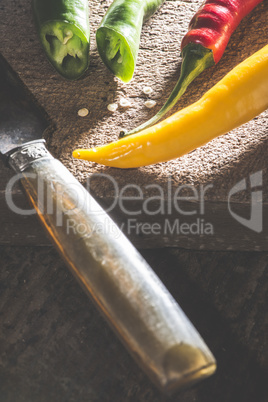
top-left (0, 0), bottom-right (267, 249)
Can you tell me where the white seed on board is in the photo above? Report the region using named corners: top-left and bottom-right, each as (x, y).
top-left (77, 108), bottom-right (89, 117)
top-left (143, 86), bottom-right (153, 95)
top-left (119, 98), bottom-right (131, 107)
top-left (144, 100), bottom-right (156, 108)
top-left (107, 103), bottom-right (118, 112)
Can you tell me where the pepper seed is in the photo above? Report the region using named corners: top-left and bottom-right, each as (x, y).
top-left (143, 86), bottom-right (153, 95)
top-left (78, 108), bottom-right (89, 117)
top-left (107, 103), bottom-right (118, 112)
top-left (145, 100), bottom-right (156, 108)
top-left (119, 98), bottom-right (131, 107)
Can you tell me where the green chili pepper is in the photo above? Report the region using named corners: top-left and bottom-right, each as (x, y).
top-left (32, 0), bottom-right (90, 80)
top-left (96, 0), bottom-right (164, 83)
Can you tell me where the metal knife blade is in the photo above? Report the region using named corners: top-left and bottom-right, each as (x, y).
top-left (0, 53), bottom-right (48, 156)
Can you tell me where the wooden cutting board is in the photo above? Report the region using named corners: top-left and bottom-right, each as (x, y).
top-left (0, 0), bottom-right (267, 250)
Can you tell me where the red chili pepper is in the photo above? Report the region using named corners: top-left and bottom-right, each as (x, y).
top-left (182, 0), bottom-right (263, 64)
top-left (121, 0), bottom-right (264, 137)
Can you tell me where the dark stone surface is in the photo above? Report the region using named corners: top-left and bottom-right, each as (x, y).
top-left (0, 246), bottom-right (267, 402)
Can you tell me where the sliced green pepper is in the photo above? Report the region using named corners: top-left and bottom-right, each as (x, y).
top-left (32, 0), bottom-right (90, 80)
top-left (96, 0), bottom-right (164, 83)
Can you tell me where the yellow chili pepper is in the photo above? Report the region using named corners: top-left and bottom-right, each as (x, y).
top-left (73, 45), bottom-right (268, 168)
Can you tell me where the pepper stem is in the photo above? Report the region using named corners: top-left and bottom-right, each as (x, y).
top-left (120, 43), bottom-right (215, 138)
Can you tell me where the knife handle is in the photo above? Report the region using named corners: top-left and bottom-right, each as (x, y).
top-left (8, 140), bottom-right (216, 394)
